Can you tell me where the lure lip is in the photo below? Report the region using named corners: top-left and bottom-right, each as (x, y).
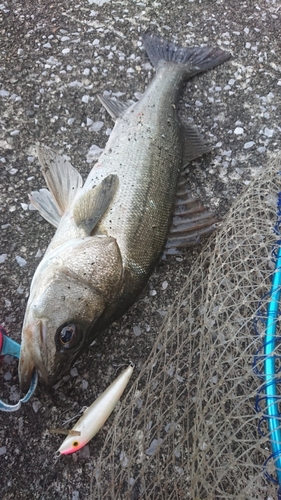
top-left (0, 327), bottom-right (38, 412)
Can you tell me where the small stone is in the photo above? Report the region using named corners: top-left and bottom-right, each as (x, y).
top-left (9, 168), bottom-right (18, 175)
top-left (0, 254), bottom-right (7, 263)
top-left (15, 256), bottom-right (27, 267)
top-left (32, 400), bottom-right (42, 413)
top-left (4, 371), bottom-right (12, 381)
top-left (263, 127), bottom-right (274, 137)
top-left (82, 379), bottom-right (88, 390)
top-left (70, 367), bottom-right (79, 377)
top-left (89, 121), bottom-right (103, 132)
top-left (62, 48), bottom-right (71, 55)
top-left (0, 89), bottom-right (10, 97)
top-left (244, 141), bottom-right (255, 149)
top-left (234, 127), bottom-right (244, 135)
top-left (86, 144), bottom-right (103, 163)
top-left (133, 325), bottom-right (142, 337)
top-left (145, 439), bottom-right (163, 456)
top-left (82, 95), bottom-right (90, 103)
top-left (78, 446), bottom-right (90, 458)
top-left (119, 450), bottom-right (128, 466)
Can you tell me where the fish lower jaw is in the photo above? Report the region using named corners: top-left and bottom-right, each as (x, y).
top-left (18, 354), bottom-right (36, 393)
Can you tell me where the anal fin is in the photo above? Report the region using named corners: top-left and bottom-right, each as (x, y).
top-left (73, 174), bottom-right (119, 235)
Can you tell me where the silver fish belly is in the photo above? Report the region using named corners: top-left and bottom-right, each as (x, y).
top-left (19, 34), bottom-right (231, 390)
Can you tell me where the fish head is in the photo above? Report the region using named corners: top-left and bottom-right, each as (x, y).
top-left (19, 236), bottom-right (123, 391)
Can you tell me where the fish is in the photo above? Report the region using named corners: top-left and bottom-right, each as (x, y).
top-left (58, 364), bottom-right (134, 454)
top-left (19, 34), bottom-right (231, 391)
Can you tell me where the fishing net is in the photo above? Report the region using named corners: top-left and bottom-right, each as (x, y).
top-left (91, 153), bottom-right (281, 499)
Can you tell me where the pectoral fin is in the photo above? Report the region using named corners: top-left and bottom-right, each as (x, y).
top-left (29, 146), bottom-right (84, 226)
top-left (73, 174), bottom-right (119, 235)
top-left (37, 145), bottom-right (83, 215)
top-left (29, 188), bottom-right (61, 228)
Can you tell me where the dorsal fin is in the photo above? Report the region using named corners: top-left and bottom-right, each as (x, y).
top-left (181, 123), bottom-right (211, 166)
top-left (98, 95), bottom-right (133, 121)
top-left (37, 145), bottom-right (83, 215)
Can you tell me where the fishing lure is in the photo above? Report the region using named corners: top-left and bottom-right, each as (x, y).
top-left (0, 326), bottom-right (38, 411)
top-left (254, 192), bottom-right (281, 495)
top-left (58, 363), bottom-right (134, 454)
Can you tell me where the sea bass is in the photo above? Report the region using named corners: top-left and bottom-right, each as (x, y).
top-left (19, 34), bottom-right (231, 390)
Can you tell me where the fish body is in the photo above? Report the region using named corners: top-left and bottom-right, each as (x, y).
top-left (19, 34), bottom-right (231, 390)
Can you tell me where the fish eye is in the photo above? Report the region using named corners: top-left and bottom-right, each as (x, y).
top-left (57, 322), bottom-right (82, 350)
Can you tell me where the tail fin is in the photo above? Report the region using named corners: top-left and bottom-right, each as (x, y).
top-left (142, 33), bottom-right (231, 78)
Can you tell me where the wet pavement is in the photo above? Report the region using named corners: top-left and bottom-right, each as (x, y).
top-left (0, 0), bottom-right (280, 498)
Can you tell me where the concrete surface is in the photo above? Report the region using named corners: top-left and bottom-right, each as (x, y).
top-left (0, 0), bottom-right (280, 498)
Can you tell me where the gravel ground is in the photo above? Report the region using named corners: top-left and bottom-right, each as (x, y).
top-left (0, 0), bottom-right (280, 498)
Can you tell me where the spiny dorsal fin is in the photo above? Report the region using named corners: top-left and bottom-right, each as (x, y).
top-left (181, 122), bottom-right (211, 166)
top-left (29, 189), bottom-right (61, 228)
top-left (73, 174), bottom-right (119, 235)
top-left (37, 145), bottom-right (83, 216)
top-left (98, 95), bottom-right (133, 121)
top-left (165, 187), bottom-right (218, 254)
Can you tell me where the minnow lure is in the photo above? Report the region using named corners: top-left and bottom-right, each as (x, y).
top-left (0, 326), bottom-right (37, 411)
top-left (58, 364), bottom-right (134, 454)
top-left (254, 192), bottom-right (281, 495)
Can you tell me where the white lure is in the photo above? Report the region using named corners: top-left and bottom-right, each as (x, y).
top-left (58, 364), bottom-right (134, 454)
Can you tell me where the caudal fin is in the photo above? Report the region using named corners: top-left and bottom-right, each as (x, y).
top-left (142, 33), bottom-right (231, 78)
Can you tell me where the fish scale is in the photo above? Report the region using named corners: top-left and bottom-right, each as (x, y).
top-left (89, 70), bottom-right (186, 274)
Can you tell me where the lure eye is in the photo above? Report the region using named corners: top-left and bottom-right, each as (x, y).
top-left (57, 323), bottom-right (82, 350)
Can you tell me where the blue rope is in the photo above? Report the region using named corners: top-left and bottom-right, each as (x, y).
top-left (263, 238), bottom-right (281, 485)
top-left (254, 191), bottom-right (281, 493)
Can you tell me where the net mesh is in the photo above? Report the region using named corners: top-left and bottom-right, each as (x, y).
top-left (91, 153), bottom-right (281, 499)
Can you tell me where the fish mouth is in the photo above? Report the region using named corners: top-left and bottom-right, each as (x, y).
top-left (19, 320), bottom-right (49, 392)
